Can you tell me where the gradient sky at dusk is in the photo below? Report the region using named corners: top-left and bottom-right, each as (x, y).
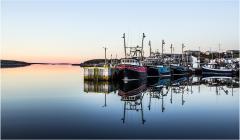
top-left (1, 0), bottom-right (239, 63)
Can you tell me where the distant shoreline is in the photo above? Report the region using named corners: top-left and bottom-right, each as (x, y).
top-left (0, 60), bottom-right (73, 68)
top-left (0, 59), bottom-right (116, 68)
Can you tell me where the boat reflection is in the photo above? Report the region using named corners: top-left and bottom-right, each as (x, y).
top-left (201, 76), bottom-right (239, 96)
top-left (118, 80), bottom-right (147, 124)
top-left (83, 75), bottom-right (238, 123)
top-left (147, 78), bottom-right (170, 112)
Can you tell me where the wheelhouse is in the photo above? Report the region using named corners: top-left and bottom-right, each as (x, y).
top-left (120, 58), bottom-right (140, 66)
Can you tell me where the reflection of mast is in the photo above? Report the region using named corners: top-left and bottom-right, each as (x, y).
top-left (102, 93), bottom-right (107, 107)
top-left (170, 87), bottom-right (173, 104)
top-left (231, 80), bottom-right (233, 96)
top-left (148, 85), bottom-right (169, 112)
top-left (181, 86), bottom-right (185, 106)
top-left (121, 93), bottom-right (145, 124)
top-left (148, 92), bottom-right (152, 110)
top-left (198, 77), bottom-right (200, 93)
top-left (148, 86), bottom-right (161, 111)
top-left (160, 89), bottom-right (165, 112)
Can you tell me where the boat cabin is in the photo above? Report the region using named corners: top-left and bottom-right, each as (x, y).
top-left (120, 58), bottom-right (140, 66)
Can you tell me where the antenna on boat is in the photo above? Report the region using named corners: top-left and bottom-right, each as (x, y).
top-left (122, 33), bottom-right (127, 58)
top-left (149, 40), bottom-right (152, 57)
top-left (141, 33), bottom-right (146, 60)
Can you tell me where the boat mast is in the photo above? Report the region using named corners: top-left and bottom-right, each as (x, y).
top-left (149, 40), bottom-right (152, 57)
top-left (122, 33), bottom-right (127, 58)
top-left (182, 43), bottom-right (185, 65)
top-left (103, 47), bottom-right (107, 65)
top-left (162, 40), bottom-right (165, 59)
top-left (141, 33), bottom-right (146, 60)
top-left (170, 44), bottom-right (173, 64)
top-left (218, 43), bottom-right (221, 60)
top-left (210, 47), bottom-right (213, 60)
top-left (198, 46), bottom-right (201, 68)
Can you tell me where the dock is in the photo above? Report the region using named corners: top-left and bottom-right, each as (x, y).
top-left (83, 65), bottom-right (117, 81)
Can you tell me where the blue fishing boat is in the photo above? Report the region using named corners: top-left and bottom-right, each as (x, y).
top-left (142, 57), bottom-right (171, 77)
top-left (170, 64), bottom-right (191, 76)
top-left (146, 65), bottom-right (171, 77)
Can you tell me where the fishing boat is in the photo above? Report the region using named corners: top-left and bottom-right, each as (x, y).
top-left (142, 57), bottom-right (171, 77)
top-left (142, 41), bottom-right (171, 77)
top-left (170, 64), bottom-right (191, 76)
top-left (116, 58), bottom-right (147, 80)
top-left (116, 33), bottom-right (147, 81)
top-left (202, 62), bottom-right (234, 76)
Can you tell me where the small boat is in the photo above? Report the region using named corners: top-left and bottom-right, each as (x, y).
top-left (116, 58), bottom-right (147, 81)
top-left (202, 62), bottom-right (234, 76)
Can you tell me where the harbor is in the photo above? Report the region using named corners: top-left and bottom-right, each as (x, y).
top-left (1, 0), bottom-right (239, 139)
top-left (82, 33), bottom-right (239, 81)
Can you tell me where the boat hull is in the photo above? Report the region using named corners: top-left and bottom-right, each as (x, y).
top-left (147, 66), bottom-right (171, 77)
top-left (116, 64), bottom-right (147, 80)
top-left (202, 67), bottom-right (233, 76)
top-left (170, 65), bottom-right (190, 76)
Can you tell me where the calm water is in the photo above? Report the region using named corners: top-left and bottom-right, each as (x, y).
top-left (1, 65), bottom-right (239, 139)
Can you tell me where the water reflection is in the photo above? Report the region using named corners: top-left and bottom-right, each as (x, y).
top-left (83, 76), bottom-right (239, 124)
top-left (201, 76), bottom-right (239, 96)
top-left (2, 66), bottom-right (238, 139)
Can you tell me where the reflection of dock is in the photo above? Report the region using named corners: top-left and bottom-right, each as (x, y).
top-left (83, 80), bottom-right (118, 108)
top-left (84, 80), bottom-right (117, 93)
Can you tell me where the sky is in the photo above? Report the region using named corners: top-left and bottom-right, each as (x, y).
top-left (1, 0), bottom-right (239, 63)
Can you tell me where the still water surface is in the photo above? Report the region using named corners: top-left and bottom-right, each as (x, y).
top-left (1, 65), bottom-right (239, 139)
